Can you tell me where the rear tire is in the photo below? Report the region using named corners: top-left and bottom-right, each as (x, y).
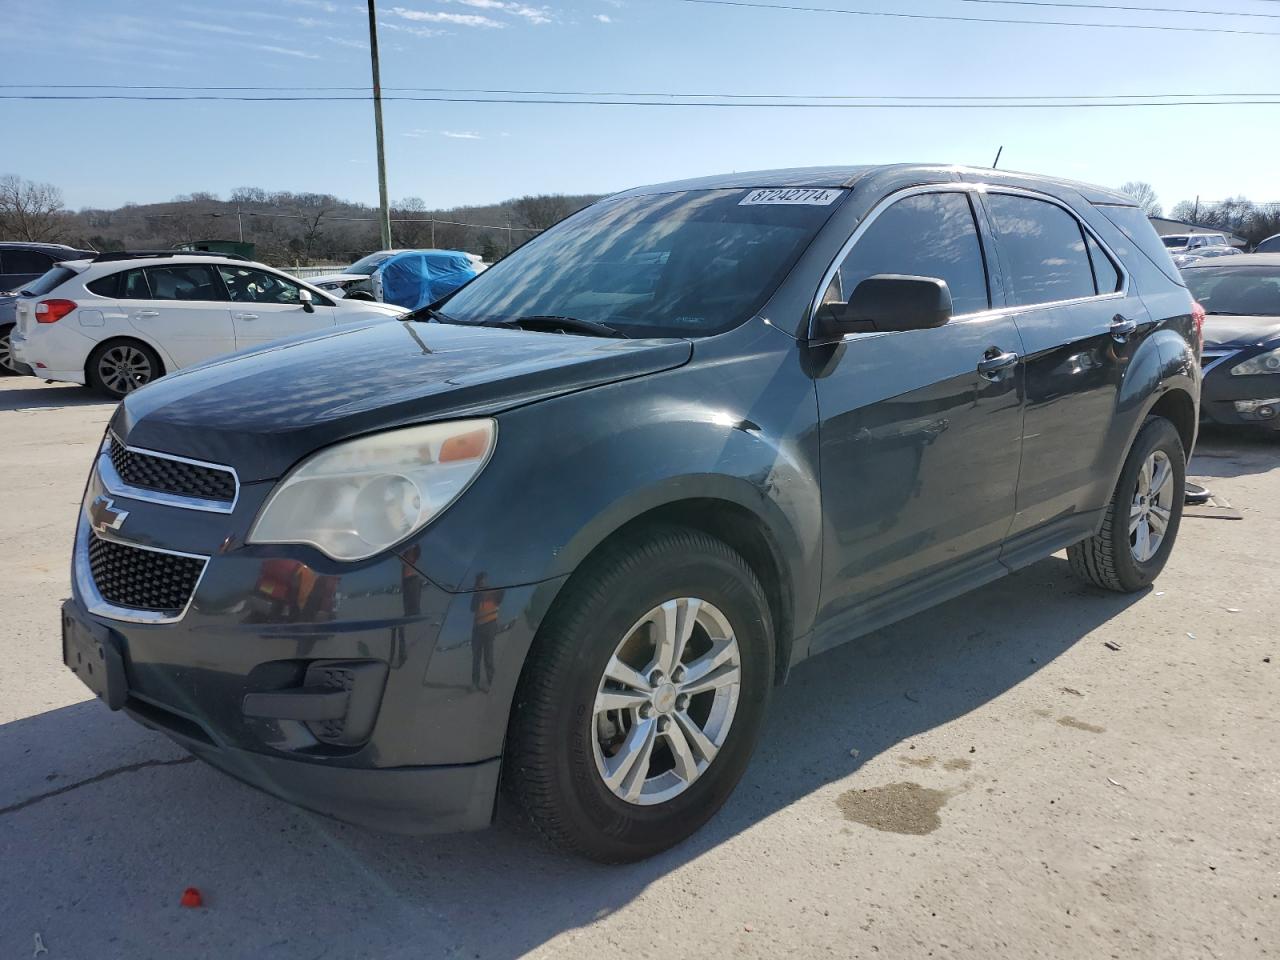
top-left (86, 339), bottom-right (163, 399)
top-left (503, 526), bottom-right (774, 862)
top-left (1068, 416), bottom-right (1185, 592)
top-left (0, 324), bottom-right (18, 375)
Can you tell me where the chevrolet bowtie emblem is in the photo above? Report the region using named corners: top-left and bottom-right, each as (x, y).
top-left (89, 495), bottom-right (129, 535)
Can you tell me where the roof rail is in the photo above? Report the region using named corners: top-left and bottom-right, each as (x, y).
top-left (90, 250), bottom-right (251, 263)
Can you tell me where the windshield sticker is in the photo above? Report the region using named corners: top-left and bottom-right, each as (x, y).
top-left (740, 188), bottom-right (843, 206)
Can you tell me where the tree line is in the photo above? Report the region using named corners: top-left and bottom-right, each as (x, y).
top-left (1119, 181), bottom-right (1280, 246)
top-left (0, 174), bottom-right (602, 265)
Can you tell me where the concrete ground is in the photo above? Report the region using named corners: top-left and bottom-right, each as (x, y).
top-left (0, 376), bottom-right (1275, 960)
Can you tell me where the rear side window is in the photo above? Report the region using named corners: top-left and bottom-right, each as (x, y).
top-left (1, 250), bottom-right (54, 275)
top-left (1095, 203), bottom-right (1182, 282)
top-left (145, 264), bottom-right (224, 302)
top-left (20, 266), bottom-right (76, 296)
top-left (1085, 233), bottom-right (1122, 294)
top-left (88, 268), bottom-right (151, 299)
top-left (986, 194), bottom-right (1095, 306)
top-left (823, 191), bottom-right (990, 317)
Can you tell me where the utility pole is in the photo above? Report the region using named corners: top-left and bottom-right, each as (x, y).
top-left (367, 0), bottom-right (392, 249)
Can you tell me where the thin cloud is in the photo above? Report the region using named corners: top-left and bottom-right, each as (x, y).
top-left (442, 130), bottom-right (483, 139)
top-left (176, 19), bottom-right (257, 36)
top-left (391, 6), bottom-right (504, 28)
top-left (256, 43), bottom-right (322, 59)
top-left (378, 19), bottom-right (447, 38)
top-left (593, 13), bottom-right (612, 21)
top-left (283, 0), bottom-right (340, 11)
top-left (449, 0), bottom-right (553, 23)
top-left (326, 35), bottom-right (369, 49)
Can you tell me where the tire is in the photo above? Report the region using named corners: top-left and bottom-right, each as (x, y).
top-left (86, 339), bottom-right (164, 399)
top-left (0, 324), bottom-right (18, 375)
top-left (1068, 416), bottom-right (1186, 592)
top-left (504, 526), bottom-right (774, 862)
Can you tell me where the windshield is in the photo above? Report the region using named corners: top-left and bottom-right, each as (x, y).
top-left (1184, 265), bottom-right (1280, 316)
top-left (437, 188), bottom-right (846, 337)
top-left (346, 251), bottom-right (396, 275)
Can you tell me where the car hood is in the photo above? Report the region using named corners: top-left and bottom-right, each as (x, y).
top-left (308, 272), bottom-right (367, 287)
top-left (112, 320), bottom-right (692, 481)
top-left (334, 299), bottom-right (405, 317)
top-left (1202, 314), bottom-right (1280, 349)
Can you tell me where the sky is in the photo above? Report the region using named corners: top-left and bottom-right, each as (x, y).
top-left (2, 0), bottom-right (1278, 213)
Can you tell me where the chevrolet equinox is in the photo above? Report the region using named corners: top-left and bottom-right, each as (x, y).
top-left (62, 165), bottom-right (1201, 862)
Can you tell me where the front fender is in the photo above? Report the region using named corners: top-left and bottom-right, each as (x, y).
top-left (405, 323), bottom-right (823, 632)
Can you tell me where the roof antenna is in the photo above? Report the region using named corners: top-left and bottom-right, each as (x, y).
top-left (992, 146), bottom-right (1004, 169)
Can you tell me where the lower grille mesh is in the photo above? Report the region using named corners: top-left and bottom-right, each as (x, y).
top-left (87, 534), bottom-right (206, 613)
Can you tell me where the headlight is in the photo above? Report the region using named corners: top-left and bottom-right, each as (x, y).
top-left (1231, 347), bottom-right (1280, 376)
top-left (248, 420), bottom-right (496, 561)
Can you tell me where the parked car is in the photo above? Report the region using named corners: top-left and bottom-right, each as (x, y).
top-left (10, 252), bottom-right (406, 398)
top-left (61, 165), bottom-right (1199, 862)
top-left (1161, 232), bottom-right (1232, 254)
top-left (1172, 245), bottom-right (1243, 270)
top-left (0, 242), bottom-right (97, 375)
top-left (1255, 234), bottom-right (1280, 254)
top-left (309, 249), bottom-right (482, 307)
top-left (1183, 253), bottom-right (1280, 432)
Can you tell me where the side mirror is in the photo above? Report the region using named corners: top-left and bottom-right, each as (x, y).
top-left (299, 287), bottom-right (315, 313)
top-left (814, 274), bottom-right (953, 339)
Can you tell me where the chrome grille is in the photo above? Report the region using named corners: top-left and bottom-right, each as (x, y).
top-left (108, 435), bottom-right (236, 503)
top-left (87, 533), bottom-right (206, 614)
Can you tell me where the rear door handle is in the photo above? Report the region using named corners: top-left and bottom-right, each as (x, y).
top-left (977, 349), bottom-right (1019, 379)
top-left (1110, 315), bottom-right (1138, 342)
top-left (233, 313), bottom-right (259, 321)
top-left (134, 310), bottom-right (160, 318)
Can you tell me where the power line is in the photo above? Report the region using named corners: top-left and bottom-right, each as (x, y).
top-left (959, 0), bottom-right (1280, 18)
top-left (3, 93), bottom-right (1280, 109)
top-left (675, 0), bottom-right (1280, 36)
top-left (4, 83), bottom-right (1280, 101)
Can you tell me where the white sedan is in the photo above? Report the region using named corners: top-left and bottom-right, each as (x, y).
top-left (10, 253), bottom-right (407, 398)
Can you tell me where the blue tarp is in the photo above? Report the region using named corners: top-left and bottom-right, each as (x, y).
top-left (376, 250), bottom-right (476, 311)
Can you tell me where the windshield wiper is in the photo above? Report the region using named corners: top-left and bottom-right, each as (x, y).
top-left (508, 315), bottom-right (628, 338)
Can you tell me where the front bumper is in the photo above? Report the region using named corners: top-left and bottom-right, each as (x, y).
top-left (67, 438), bottom-right (567, 833)
top-left (1200, 357), bottom-right (1280, 431)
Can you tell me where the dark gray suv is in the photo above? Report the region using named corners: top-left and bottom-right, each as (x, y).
top-left (61, 164), bottom-right (1200, 861)
top-left (1, 242), bottom-right (96, 374)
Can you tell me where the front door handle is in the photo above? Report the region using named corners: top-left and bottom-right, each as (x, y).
top-left (233, 313), bottom-right (259, 321)
top-left (134, 310), bottom-right (160, 318)
top-left (1110, 315), bottom-right (1138, 342)
top-left (978, 349), bottom-right (1019, 379)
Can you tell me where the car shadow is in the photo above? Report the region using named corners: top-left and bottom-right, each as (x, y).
top-left (0, 555), bottom-right (1142, 959)
top-left (0, 382), bottom-right (112, 412)
top-left (1191, 426), bottom-right (1279, 480)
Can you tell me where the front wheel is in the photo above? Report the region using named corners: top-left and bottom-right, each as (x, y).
top-left (1068, 416), bottom-right (1186, 592)
top-left (504, 527), bottom-right (774, 862)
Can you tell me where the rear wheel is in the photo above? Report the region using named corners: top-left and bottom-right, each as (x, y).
top-left (86, 340), bottom-right (163, 399)
top-left (1068, 417), bottom-right (1185, 592)
top-left (0, 324), bottom-right (19, 375)
top-left (504, 527), bottom-right (774, 862)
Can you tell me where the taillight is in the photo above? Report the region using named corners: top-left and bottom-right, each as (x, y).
top-left (35, 299), bottom-right (77, 324)
top-left (1191, 300), bottom-right (1206, 355)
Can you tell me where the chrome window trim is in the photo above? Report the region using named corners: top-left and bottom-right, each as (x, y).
top-left (99, 433), bottom-right (240, 514)
top-left (74, 517), bottom-right (210, 625)
top-left (807, 182), bottom-right (1132, 342)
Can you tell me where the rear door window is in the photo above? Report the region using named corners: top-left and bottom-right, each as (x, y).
top-left (986, 194), bottom-right (1096, 306)
top-left (1084, 233), bottom-right (1122, 294)
top-left (144, 264), bottom-right (225, 302)
top-left (822, 191), bottom-right (991, 317)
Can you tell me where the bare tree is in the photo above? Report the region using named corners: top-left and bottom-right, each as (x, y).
top-left (1119, 181), bottom-right (1163, 218)
top-left (511, 194), bottom-right (577, 231)
top-left (0, 174), bottom-right (71, 241)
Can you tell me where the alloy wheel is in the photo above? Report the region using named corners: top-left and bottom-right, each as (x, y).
top-left (592, 597), bottom-right (742, 806)
top-left (98, 345), bottom-right (153, 395)
top-left (1130, 449), bottom-right (1174, 563)
top-left (0, 330), bottom-right (15, 373)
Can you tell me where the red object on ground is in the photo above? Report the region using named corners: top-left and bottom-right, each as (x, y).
top-left (180, 887), bottom-right (203, 908)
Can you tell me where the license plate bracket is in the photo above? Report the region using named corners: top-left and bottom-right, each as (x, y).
top-left (62, 601), bottom-right (126, 710)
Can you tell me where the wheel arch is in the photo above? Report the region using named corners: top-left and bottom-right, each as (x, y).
top-left (557, 491), bottom-right (802, 686)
